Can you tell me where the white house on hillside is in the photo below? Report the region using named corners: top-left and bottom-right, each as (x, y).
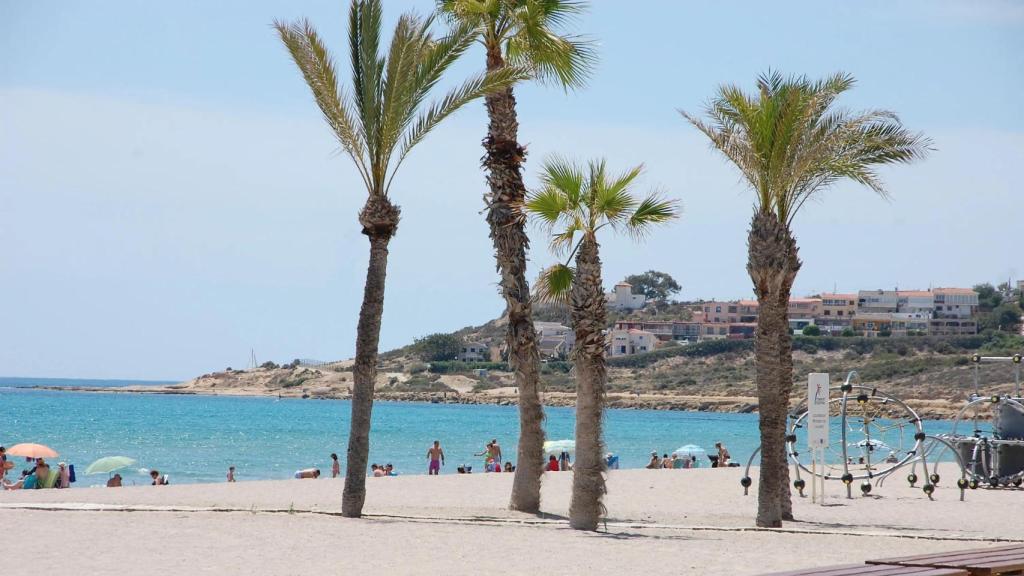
top-left (458, 341), bottom-right (489, 362)
top-left (606, 282), bottom-right (646, 311)
top-left (534, 322), bottom-right (575, 358)
top-left (607, 329), bottom-right (656, 357)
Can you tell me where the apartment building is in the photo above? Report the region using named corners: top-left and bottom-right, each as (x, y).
top-left (818, 293), bottom-right (857, 334)
top-left (852, 287), bottom-right (978, 337)
top-left (933, 287), bottom-right (979, 318)
top-left (613, 320), bottom-right (701, 342)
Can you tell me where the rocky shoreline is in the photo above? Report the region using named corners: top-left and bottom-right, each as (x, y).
top-left (25, 383), bottom-right (968, 420)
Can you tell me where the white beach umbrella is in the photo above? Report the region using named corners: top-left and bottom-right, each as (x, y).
top-left (672, 444), bottom-right (707, 459)
top-left (543, 440), bottom-right (575, 454)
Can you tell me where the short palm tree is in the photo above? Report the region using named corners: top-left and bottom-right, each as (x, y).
top-left (681, 71), bottom-right (931, 528)
top-left (437, 0), bottom-right (596, 514)
top-left (528, 157), bottom-right (678, 530)
top-left (275, 0), bottom-right (525, 518)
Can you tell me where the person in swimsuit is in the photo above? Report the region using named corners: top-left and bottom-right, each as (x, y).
top-left (107, 473), bottom-right (122, 487)
top-left (294, 468), bottom-right (320, 479)
top-left (489, 439), bottom-right (502, 465)
top-left (331, 453), bottom-right (340, 478)
top-left (150, 470), bottom-right (166, 485)
top-left (715, 442), bottom-right (730, 466)
top-left (227, 466), bottom-right (236, 482)
top-left (427, 441), bottom-right (445, 475)
top-left (646, 452), bottom-right (661, 469)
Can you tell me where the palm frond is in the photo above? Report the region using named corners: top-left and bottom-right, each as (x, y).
top-left (525, 186), bottom-right (569, 226)
top-left (683, 71), bottom-right (931, 224)
top-left (392, 64), bottom-right (529, 188)
top-left (626, 193), bottom-right (680, 239)
top-left (534, 263), bottom-right (575, 305)
top-left (274, 19), bottom-right (370, 188)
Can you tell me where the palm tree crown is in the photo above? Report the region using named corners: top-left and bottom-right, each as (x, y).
top-left (275, 1), bottom-right (527, 198)
top-left (438, 0), bottom-right (596, 84)
top-left (527, 157), bottom-right (679, 298)
top-left (681, 71), bottom-right (932, 225)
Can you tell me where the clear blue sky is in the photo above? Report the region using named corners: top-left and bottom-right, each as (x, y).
top-left (1, 1), bottom-right (1021, 380)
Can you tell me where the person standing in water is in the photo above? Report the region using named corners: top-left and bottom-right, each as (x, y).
top-left (489, 439), bottom-right (502, 465)
top-left (715, 442), bottom-right (731, 467)
top-left (426, 441), bottom-right (445, 475)
top-left (330, 453), bottom-right (340, 478)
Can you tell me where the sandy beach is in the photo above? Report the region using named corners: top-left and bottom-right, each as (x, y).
top-left (2, 467), bottom-right (1019, 575)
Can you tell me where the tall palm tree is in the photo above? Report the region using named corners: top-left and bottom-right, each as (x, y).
top-left (528, 157), bottom-right (678, 530)
top-left (275, 0), bottom-right (526, 518)
top-left (437, 0), bottom-right (597, 515)
top-left (681, 71), bottom-right (931, 527)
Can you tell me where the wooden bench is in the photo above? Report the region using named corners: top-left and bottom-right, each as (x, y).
top-left (762, 563), bottom-right (968, 575)
top-left (867, 544), bottom-right (1024, 576)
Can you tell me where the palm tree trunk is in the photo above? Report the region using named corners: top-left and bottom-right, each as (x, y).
top-left (342, 194), bottom-right (400, 518)
top-left (747, 210), bottom-right (800, 528)
top-left (482, 44), bottom-right (545, 513)
top-left (568, 237), bottom-right (608, 531)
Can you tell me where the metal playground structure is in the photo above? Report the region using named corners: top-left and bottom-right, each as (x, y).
top-left (740, 354), bottom-right (1024, 501)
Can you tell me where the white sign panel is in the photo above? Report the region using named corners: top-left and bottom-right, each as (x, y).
top-left (807, 373), bottom-right (830, 449)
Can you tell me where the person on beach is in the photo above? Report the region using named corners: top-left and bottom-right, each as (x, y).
top-left (715, 442), bottom-right (730, 467)
top-left (227, 466), bottom-right (236, 482)
top-left (547, 455), bottom-right (559, 472)
top-left (331, 453), bottom-right (340, 478)
top-left (503, 462), bottom-right (514, 473)
top-left (646, 452), bottom-right (661, 469)
top-left (57, 462), bottom-right (70, 488)
top-left (661, 454), bottom-right (672, 469)
top-left (107, 473), bottom-right (122, 487)
top-left (475, 442), bottom-right (494, 471)
top-left (371, 464), bottom-right (385, 477)
top-left (150, 470), bottom-right (166, 485)
top-left (385, 463), bottom-right (395, 476)
top-left (558, 451), bottom-right (571, 471)
top-left (294, 468), bottom-right (320, 479)
top-left (489, 439), bottom-right (502, 465)
top-left (427, 441), bottom-right (445, 475)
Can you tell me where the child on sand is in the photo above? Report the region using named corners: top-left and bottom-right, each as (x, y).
top-left (331, 453), bottom-right (340, 478)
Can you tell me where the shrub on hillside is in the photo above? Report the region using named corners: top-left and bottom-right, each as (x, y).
top-left (428, 361), bottom-right (509, 374)
top-left (412, 333), bottom-right (462, 362)
top-left (802, 325), bottom-right (821, 336)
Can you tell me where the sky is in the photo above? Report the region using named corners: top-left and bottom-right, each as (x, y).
top-left (1, 1), bottom-right (1022, 380)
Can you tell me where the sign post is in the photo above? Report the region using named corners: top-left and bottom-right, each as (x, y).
top-left (807, 373), bottom-right (830, 505)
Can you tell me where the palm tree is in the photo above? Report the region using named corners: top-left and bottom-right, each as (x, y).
top-left (437, 0), bottom-right (597, 515)
top-left (275, 0), bottom-right (526, 518)
top-left (681, 71), bottom-right (931, 527)
top-left (528, 157), bottom-right (678, 530)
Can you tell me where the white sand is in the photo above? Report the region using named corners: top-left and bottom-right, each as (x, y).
top-left (2, 467), bottom-right (1019, 575)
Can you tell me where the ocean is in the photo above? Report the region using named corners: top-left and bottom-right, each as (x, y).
top-left (1, 377), bottom-right (957, 485)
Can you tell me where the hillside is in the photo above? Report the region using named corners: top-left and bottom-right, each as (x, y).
top-left (73, 327), bottom-right (1024, 421)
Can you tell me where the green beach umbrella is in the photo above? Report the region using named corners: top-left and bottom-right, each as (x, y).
top-left (85, 456), bottom-right (137, 475)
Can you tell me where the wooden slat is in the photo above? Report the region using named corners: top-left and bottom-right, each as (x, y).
top-left (868, 544), bottom-right (1024, 575)
top-left (762, 563), bottom-right (968, 576)
top-left (869, 545), bottom-right (1024, 565)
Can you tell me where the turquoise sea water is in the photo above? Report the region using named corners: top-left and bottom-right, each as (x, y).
top-left (1, 378), bottom-right (955, 485)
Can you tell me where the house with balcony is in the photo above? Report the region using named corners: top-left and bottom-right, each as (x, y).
top-left (607, 329), bottom-right (657, 356)
top-left (534, 321), bottom-right (576, 358)
top-left (852, 313), bottom-right (894, 337)
top-left (458, 341), bottom-right (490, 361)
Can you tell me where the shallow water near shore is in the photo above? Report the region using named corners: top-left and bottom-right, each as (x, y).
top-left (2, 379), bottom-right (957, 485)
